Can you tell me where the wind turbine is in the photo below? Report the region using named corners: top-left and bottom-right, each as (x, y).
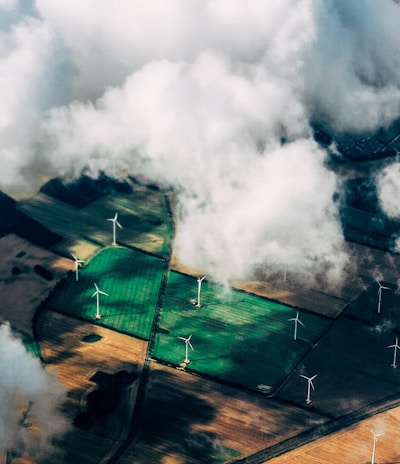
top-left (107, 212), bottom-right (122, 246)
top-left (92, 282), bottom-right (109, 319)
top-left (289, 311), bottom-right (305, 341)
top-left (299, 374), bottom-right (317, 404)
top-left (196, 276), bottom-right (206, 307)
top-left (376, 280), bottom-right (389, 314)
top-left (370, 430), bottom-right (382, 464)
top-left (178, 334), bottom-right (194, 364)
top-left (71, 253), bottom-right (84, 282)
top-left (387, 336), bottom-right (400, 368)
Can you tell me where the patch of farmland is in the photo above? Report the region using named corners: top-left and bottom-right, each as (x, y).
top-left (115, 362), bottom-right (327, 464)
top-left (152, 272), bottom-right (331, 392)
top-left (265, 406), bottom-right (400, 463)
top-left (0, 233), bottom-right (73, 338)
top-left (35, 310), bottom-right (147, 464)
top-left (344, 279), bottom-right (400, 326)
top-left (18, 181), bottom-right (173, 258)
top-left (83, 192), bottom-right (172, 256)
top-left (341, 205), bottom-right (400, 251)
top-left (275, 311), bottom-right (400, 418)
top-left (46, 247), bottom-right (165, 339)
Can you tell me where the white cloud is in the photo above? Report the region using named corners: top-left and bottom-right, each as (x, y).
top-left (2, 0), bottom-right (400, 284)
top-left (0, 323), bottom-right (68, 458)
top-left (376, 162), bottom-right (400, 218)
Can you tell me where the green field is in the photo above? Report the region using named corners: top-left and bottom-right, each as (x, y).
top-left (19, 181), bottom-right (173, 258)
top-left (47, 247), bottom-right (165, 339)
top-left (152, 271), bottom-right (331, 392)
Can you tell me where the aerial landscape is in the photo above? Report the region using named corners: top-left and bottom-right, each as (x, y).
top-left (2, 1), bottom-right (400, 463)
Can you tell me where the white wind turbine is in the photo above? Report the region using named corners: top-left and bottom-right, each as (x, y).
top-left (376, 280), bottom-right (390, 314)
top-left (299, 374), bottom-right (317, 404)
top-left (289, 311), bottom-right (305, 341)
top-left (107, 212), bottom-right (122, 246)
top-left (196, 276), bottom-right (206, 307)
top-left (370, 430), bottom-right (382, 464)
top-left (387, 336), bottom-right (400, 368)
top-left (71, 253), bottom-right (84, 282)
top-left (92, 282), bottom-right (109, 319)
top-left (178, 334), bottom-right (194, 363)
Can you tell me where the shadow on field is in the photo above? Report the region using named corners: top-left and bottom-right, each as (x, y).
top-left (74, 370), bottom-right (138, 434)
top-left (138, 367), bottom-right (224, 463)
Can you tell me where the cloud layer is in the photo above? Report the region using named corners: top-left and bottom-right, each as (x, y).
top-left (2, 1), bottom-right (400, 286)
top-left (0, 323), bottom-right (68, 459)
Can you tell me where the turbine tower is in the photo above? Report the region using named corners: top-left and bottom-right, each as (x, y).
top-left (71, 253), bottom-right (84, 282)
top-left (299, 374), bottom-right (317, 404)
top-left (92, 282), bottom-right (109, 319)
top-left (387, 336), bottom-right (400, 368)
top-left (376, 280), bottom-right (389, 314)
top-left (107, 212), bottom-right (122, 246)
top-left (196, 276), bottom-right (206, 307)
top-left (178, 334), bottom-right (194, 363)
top-left (370, 430), bottom-right (381, 464)
top-left (289, 311), bottom-right (305, 341)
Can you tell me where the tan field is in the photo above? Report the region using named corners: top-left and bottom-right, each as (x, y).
top-left (266, 406), bottom-right (400, 463)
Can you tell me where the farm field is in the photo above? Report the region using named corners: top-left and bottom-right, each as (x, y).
top-left (115, 362), bottom-right (328, 464)
top-left (18, 178), bottom-right (173, 259)
top-left (152, 271), bottom-right (331, 392)
top-left (35, 310), bottom-right (148, 464)
top-left (265, 405), bottom-right (400, 463)
top-left (274, 278), bottom-right (400, 420)
top-left (0, 233), bottom-right (74, 338)
top-left (46, 247), bottom-right (166, 339)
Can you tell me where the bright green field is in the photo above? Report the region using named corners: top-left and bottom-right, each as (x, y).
top-left (47, 247), bottom-right (165, 339)
top-left (152, 271), bottom-right (331, 392)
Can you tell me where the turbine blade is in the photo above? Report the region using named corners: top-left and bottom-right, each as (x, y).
top-left (99, 290), bottom-right (109, 296)
top-left (114, 212), bottom-right (118, 220)
top-left (310, 374), bottom-right (318, 380)
top-left (188, 341), bottom-right (194, 351)
top-left (94, 283), bottom-right (99, 291)
top-left (116, 221), bottom-right (122, 229)
top-left (298, 319), bottom-right (305, 327)
top-left (71, 253), bottom-right (77, 261)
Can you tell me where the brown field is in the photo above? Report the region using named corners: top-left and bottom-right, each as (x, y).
top-left (0, 234), bottom-right (74, 337)
top-left (115, 362), bottom-right (327, 464)
top-left (35, 310), bottom-right (147, 464)
top-left (265, 406), bottom-right (400, 463)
